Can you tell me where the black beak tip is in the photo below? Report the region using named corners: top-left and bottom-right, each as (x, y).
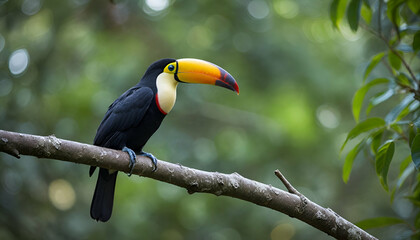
top-left (217, 68), bottom-right (239, 94)
top-left (215, 79), bottom-right (239, 94)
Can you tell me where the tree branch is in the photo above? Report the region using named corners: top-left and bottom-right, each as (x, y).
top-left (0, 129), bottom-right (377, 240)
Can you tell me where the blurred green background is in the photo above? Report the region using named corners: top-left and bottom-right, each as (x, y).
top-left (0, 0), bottom-right (413, 239)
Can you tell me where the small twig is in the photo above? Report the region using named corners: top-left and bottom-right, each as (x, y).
top-left (274, 169), bottom-right (300, 195)
top-left (275, 169), bottom-right (308, 214)
top-left (360, 23), bottom-right (419, 85)
top-left (391, 50), bottom-right (418, 84)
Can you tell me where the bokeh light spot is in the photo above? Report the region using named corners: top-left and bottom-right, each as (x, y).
top-left (187, 25), bottom-right (213, 49)
top-left (248, 0), bottom-right (270, 19)
top-left (48, 179), bottom-right (76, 211)
top-left (9, 49), bottom-right (30, 76)
top-left (23, 10), bottom-right (52, 42)
top-left (21, 0), bottom-right (42, 16)
top-left (145, 0), bottom-right (169, 11)
top-left (143, 0), bottom-right (170, 16)
top-left (270, 223), bottom-right (295, 240)
top-left (269, 88), bottom-right (315, 143)
top-left (303, 19), bottom-right (336, 43)
top-left (316, 105), bottom-right (340, 129)
top-left (274, 0), bottom-right (299, 19)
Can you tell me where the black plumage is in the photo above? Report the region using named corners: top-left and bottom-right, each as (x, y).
top-left (90, 58), bottom-right (175, 222)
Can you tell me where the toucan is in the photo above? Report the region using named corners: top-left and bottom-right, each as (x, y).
top-left (89, 58), bottom-right (239, 222)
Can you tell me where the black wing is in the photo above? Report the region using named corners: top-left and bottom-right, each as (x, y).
top-left (93, 86), bottom-right (154, 148)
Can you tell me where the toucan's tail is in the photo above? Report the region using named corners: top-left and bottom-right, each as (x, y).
top-left (90, 167), bottom-right (118, 222)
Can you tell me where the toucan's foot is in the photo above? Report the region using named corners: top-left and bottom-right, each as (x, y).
top-left (140, 151), bottom-right (158, 172)
top-left (122, 147), bottom-right (136, 176)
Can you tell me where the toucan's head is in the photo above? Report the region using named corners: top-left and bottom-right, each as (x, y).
top-left (139, 58), bottom-right (239, 114)
top-left (140, 58), bottom-right (239, 94)
top-left (163, 58), bottom-right (239, 94)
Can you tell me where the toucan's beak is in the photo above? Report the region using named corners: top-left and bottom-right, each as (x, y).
top-left (175, 58), bottom-right (239, 94)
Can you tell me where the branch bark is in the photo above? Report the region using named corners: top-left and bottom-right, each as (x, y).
top-left (0, 129), bottom-right (377, 240)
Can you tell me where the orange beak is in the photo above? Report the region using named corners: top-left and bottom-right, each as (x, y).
top-left (175, 58), bottom-right (239, 94)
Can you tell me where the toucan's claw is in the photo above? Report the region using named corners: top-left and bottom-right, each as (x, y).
top-left (140, 151), bottom-right (158, 172)
top-left (122, 147), bottom-right (137, 176)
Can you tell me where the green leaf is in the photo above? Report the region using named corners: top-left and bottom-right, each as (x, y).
top-left (391, 155), bottom-right (414, 202)
top-left (390, 122), bottom-right (403, 135)
top-left (366, 89), bottom-right (394, 116)
top-left (393, 105), bottom-right (412, 123)
top-left (360, 1), bottom-right (372, 24)
top-left (385, 95), bottom-right (414, 123)
top-left (411, 134), bottom-right (420, 169)
top-left (408, 99), bottom-right (419, 112)
top-left (343, 140), bottom-right (365, 183)
top-left (330, 0), bottom-right (340, 29)
top-left (412, 231), bottom-right (420, 240)
top-left (352, 78), bottom-right (389, 122)
top-left (410, 176), bottom-right (420, 206)
top-left (356, 217), bottom-right (405, 230)
top-left (400, 155), bottom-right (413, 176)
top-left (414, 118), bottom-right (420, 129)
top-left (376, 141), bottom-right (395, 191)
top-left (413, 31), bottom-right (420, 52)
top-left (370, 129), bottom-right (384, 154)
top-left (341, 118), bottom-right (386, 152)
top-left (416, 212), bottom-right (420, 229)
top-left (395, 156), bottom-right (414, 191)
top-left (386, 0), bottom-right (405, 26)
top-left (410, 123), bottom-right (417, 147)
top-left (363, 52), bottom-right (385, 83)
top-left (330, 0), bottom-right (348, 29)
top-left (388, 51), bottom-right (402, 70)
top-left (407, 0), bottom-right (420, 15)
top-left (347, 0), bottom-right (362, 32)
top-left (396, 72), bottom-right (413, 86)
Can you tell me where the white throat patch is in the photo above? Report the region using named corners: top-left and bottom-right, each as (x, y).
top-left (156, 72), bottom-right (179, 114)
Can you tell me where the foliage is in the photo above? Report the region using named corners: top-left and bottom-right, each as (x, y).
top-left (331, 0), bottom-right (420, 237)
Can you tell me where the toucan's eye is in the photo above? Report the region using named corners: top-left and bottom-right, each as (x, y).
top-left (168, 65), bottom-right (175, 71)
